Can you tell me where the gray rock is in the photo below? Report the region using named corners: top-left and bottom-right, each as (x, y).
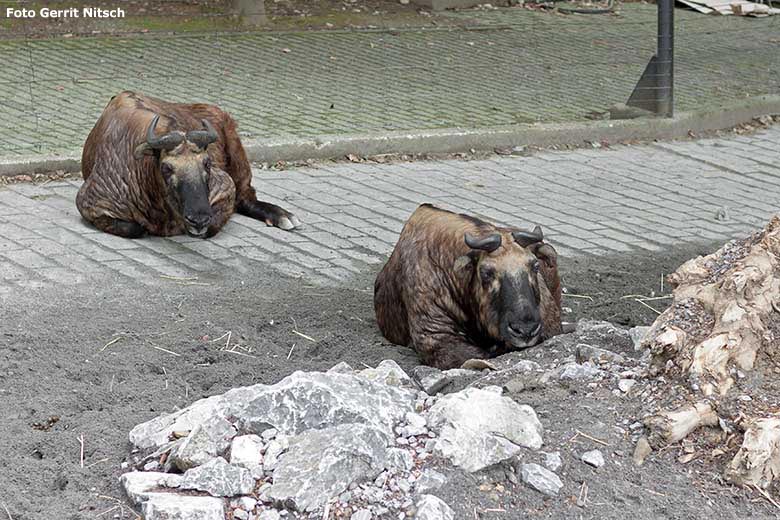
top-left (358, 359), bottom-right (412, 387)
top-left (170, 414), bottom-right (237, 471)
top-left (261, 428), bottom-right (278, 442)
top-left (415, 468), bottom-right (447, 494)
top-left (226, 371), bottom-right (417, 437)
top-left (129, 394), bottom-right (225, 449)
top-left (415, 495), bottom-right (454, 520)
top-left (582, 449), bottom-right (605, 468)
top-left (234, 496), bottom-right (257, 511)
top-left (130, 371), bottom-right (417, 451)
top-left (520, 463), bottom-right (563, 496)
top-left (258, 510), bottom-right (281, 520)
top-left (575, 343), bottom-right (626, 365)
top-left (618, 379), bottom-right (636, 393)
top-left (426, 387), bottom-right (543, 472)
top-left (328, 361), bottom-right (354, 373)
top-left (385, 447), bottom-right (414, 472)
top-left (234, 509), bottom-right (249, 520)
top-left (403, 412), bottom-right (428, 436)
top-left (267, 424), bottom-right (388, 512)
top-left (629, 326), bottom-right (651, 351)
top-left (557, 362), bottom-right (603, 381)
top-left (542, 451), bottom-right (562, 472)
top-left (180, 457), bottom-right (255, 497)
top-left (411, 365), bottom-right (449, 395)
top-left (513, 360), bottom-right (542, 371)
top-left (120, 471), bottom-right (182, 505)
top-left (141, 494), bottom-right (225, 519)
top-left (257, 482), bottom-right (272, 503)
top-left (352, 509), bottom-right (372, 520)
top-left (230, 434), bottom-right (264, 469)
top-left (263, 436), bottom-right (289, 471)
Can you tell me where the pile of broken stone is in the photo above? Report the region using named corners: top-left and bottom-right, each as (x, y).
top-left (121, 320), bottom-right (651, 520)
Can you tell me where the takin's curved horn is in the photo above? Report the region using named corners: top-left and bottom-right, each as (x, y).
top-left (512, 225), bottom-right (544, 247)
top-left (146, 115), bottom-right (184, 150)
top-left (186, 119), bottom-right (219, 150)
top-left (465, 232), bottom-right (502, 252)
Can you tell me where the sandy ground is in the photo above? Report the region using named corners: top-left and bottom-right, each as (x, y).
top-left (3, 239), bottom-right (776, 518)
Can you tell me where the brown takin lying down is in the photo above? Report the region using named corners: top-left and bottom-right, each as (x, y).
top-left (374, 204), bottom-right (563, 369)
top-left (76, 91), bottom-right (299, 238)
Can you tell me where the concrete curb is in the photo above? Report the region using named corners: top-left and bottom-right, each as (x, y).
top-left (2, 94), bottom-right (779, 177)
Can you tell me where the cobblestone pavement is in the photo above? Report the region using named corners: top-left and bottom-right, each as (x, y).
top-left (2, 4), bottom-right (778, 156)
top-left (1, 126), bottom-right (778, 292)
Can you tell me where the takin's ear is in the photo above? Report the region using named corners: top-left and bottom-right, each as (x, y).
top-left (530, 242), bottom-right (558, 269)
top-left (133, 143), bottom-right (155, 161)
top-left (453, 254), bottom-right (475, 272)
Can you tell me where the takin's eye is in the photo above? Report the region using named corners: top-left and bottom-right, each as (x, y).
top-left (479, 265), bottom-right (495, 286)
top-left (160, 163), bottom-right (174, 178)
top-left (203, 157), bottom-right (212, 172)
top-left (531, 260), bottom-right (541, 274)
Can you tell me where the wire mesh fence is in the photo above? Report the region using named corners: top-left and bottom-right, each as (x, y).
top-left (0, 0), bottom-right (777, 157)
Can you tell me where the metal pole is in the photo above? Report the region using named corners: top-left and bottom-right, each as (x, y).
top-left (624, 0), bottom-right (675, 117)
top-left (657, 0), bottom-right (674, 117)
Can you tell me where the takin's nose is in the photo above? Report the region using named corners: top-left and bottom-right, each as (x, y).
top-left (185, 214), bottom-right (211, 232)
top-left (508, 321), bottom-right (543, 341)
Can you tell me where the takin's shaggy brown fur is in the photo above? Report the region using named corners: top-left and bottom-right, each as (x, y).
top-left (76, 91), bottom-right (299, 238)
top-left (374, 204), bottom-right (562, 369)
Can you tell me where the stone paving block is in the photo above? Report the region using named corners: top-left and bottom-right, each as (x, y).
top-left (138, 237), bottom-right (191, 256)
top-left (86, 232), bottom-right (142, 251)
top-left (243, 234), bottom-right (294, 254)
top-left (57, 253), bottom-right (101, 275)
top-left (2, 248), bottom-right (55, 269)
top-left (182, 240), bottom-right (234, 260)
top-left (120, 248), bottom-right (171, 267)
top-left (37, 266), bottom-right (84, 285)
top-left (32, 227), bottom-right (90, 246)
top-left (340, 249), bottom-right (383, 265)
top-left (103, 260), bottom-right (158, 285)
top-left (0, 261), bottom-right (30, 281)
top-left (207, 233), bottom-right (249, 249)
top-left (285, 252), bottom-right (332, 270)
top-left (0, 203), bottom-right (25, 216)
top-left (587, 238), bottom-right (635, 253)
top-left (290, 241), bottom-right (341, 260)
top-left (232, 246), bottom-right (270, 263)
top-left (317, 266), bottom-right (355, 281)
top-left (168, 253), bottom-right (220, 272)
top-left (0, 222), bottom-right (40, 240)
top-left (153, 263), bottom-right (199, 280)
top-left (0, 237), bottom-right (22, 251)
top-left (348, 236), bottom-right (393, 255)
top-left (17, 238), bottom-right (70, 258)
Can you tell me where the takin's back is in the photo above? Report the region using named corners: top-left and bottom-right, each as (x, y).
top-left (81, 91), bottom-right (235, 181)
top-left (373, 204), bottom-right (491, 346)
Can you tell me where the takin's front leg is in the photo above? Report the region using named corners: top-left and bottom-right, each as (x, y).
top-left (411, 328), bottom-right (489, 370)
top-left (205, 169), bottom-right (237, 238)
top-left (76, 176), bottom-right (146, 238)
top-left (218, 116), bottom-right (301, 231)
top-left (90, 217), bottom-right (146, 238)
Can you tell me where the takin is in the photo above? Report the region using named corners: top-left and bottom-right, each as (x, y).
top-left (374, 204), bottom-right (563, 369)
top-left (76, 91), bottom-right (300, 238)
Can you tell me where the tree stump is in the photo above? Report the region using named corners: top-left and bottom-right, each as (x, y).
top-left (641, 216), bottom-right (780, 489)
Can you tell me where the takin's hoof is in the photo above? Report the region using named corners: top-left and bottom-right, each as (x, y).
top-left (271, 214), bottom-right (302, 231)
top-left (460, 359), bottom-right (497, 371)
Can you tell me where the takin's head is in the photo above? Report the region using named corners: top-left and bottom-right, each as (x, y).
top-left (135, 115), bottom-right (218, 237)
top-left (459, 226), bottom-right (558, 351)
